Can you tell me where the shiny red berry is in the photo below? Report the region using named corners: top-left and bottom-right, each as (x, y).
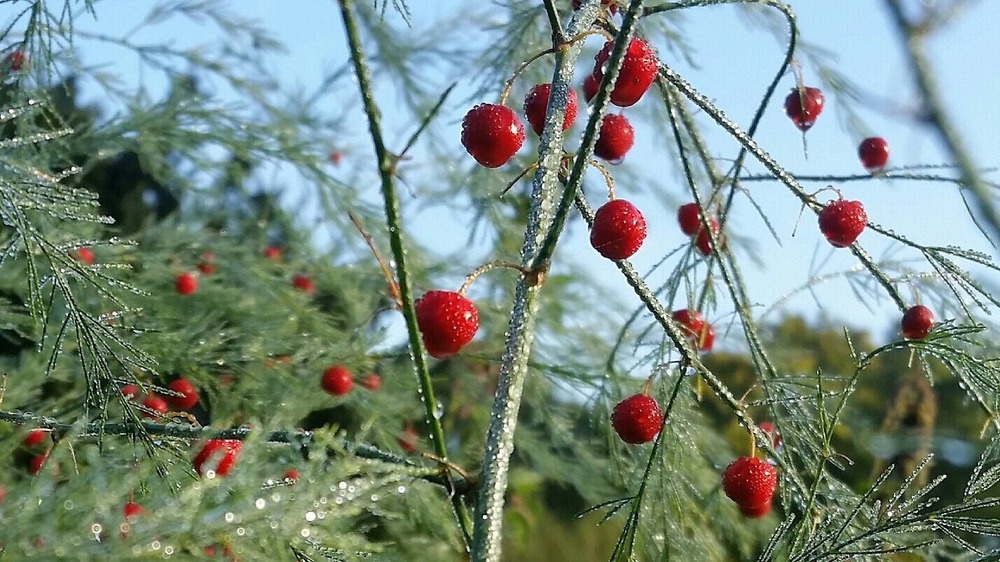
top-left (818, 198), bottom-right (867, 248)
top-left (284, 469), bottom-right (299, 481)
top-left (523, 83), bottom-right (578, 136)
top-left (192, 439), bottom-right (242, 477)
top-left (72, 247), bottom-right (94, 265)
top-left (784, 86), bottom-right (825, 132)
top-left (461, 103), bottom-right (525, 168)
top-left (121, 384), bottom-right (139, 400)
top-left (582, 73), bottom-right (599, 104)
top-left (292, 274), bottom-right (315, 293)
top-left (123, 501), bottom-right (142, 520)
top-left (593, 38), bottom-right (658, 107)
top-left (594, 114), bottom-right (634, 163)
top-left (858, 136), bottom-right (890, 173)
top-left (590, 199), bottom-right (647, 260)
top-left (321, 365), bottom-right (354, 396)
top-left (671, 309), bottom-right (714, 351)
top-left (677, 203), bottom-right (702, 236)
top-left (165, 378), bottom-right (199, 410)
top-left (901, 305), bottom-right (934, 340)
top-left (415, 290), bottom-right (479, 358)
top-left (611, 393), bottom-right (663, 444)
top-left (22, 429), bottom-right (48, 448)
top-left (722, 456), bottom-right (778, 510)
top-left (739, 501), bottom-right (772, 518)
top-left (175, 272), bottom-right (198, 295)
top-left (140, 395), bottom-right (168, 418)
top-left (362, 373), bottom-right (382, 391)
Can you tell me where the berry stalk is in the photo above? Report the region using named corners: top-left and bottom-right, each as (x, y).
top-left (470, 1), bottom-right (605, 560)
top-left (336, 0), bottom-right (474, 545)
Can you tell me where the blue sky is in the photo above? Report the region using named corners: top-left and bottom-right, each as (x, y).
top-left (7, 0), bottom-right (998, 345)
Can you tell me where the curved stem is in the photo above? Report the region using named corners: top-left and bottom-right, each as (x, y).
top-left (336, 0), bottom-right (473, 545)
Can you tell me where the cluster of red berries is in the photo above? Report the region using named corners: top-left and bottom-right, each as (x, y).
top-left (677, 202), bottom-right (725, 257)
top-left (320, 365), bottom-right (382, 396)
top-left (122, 377), bottom-right (200, 419)
top-left (19, 428), bottom-right (52, 476)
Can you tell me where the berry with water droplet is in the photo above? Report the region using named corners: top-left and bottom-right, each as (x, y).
top-left (722, 456), bottom-right (777, 511)
top-left (590, 199), bottom-right (647, 260)
top-left (901, 305), bottom-right (934, 340)
top-left (523, 83), bottom-right (578, 136)
top-left (593, 38), bottom-right (658, 107)
top-left (694, 217), bottom-right (724, 257)
top-left (175, 272), bottom-right (198, 295)
top-left (611, 393), bottom-right (663, 444)
top-left (594, 114), bottom-right (634, 163)
top-left (672, 309), bottom-right (714, 351)
top-left (461, 103), bottom-right (525, 168)
top-left (321, 365), bottom-right (354, 396)
top-left (818, 198), bottom-right (867, 248)
top-left (858, 136), bottom-right (890, 173)
top-left (165, 378), bottom-right (199, 410)
top-left (415, 290), bottom-right (479, 358)
top-left (784, 86), bottom-right (824, 131)
top-left (192, 439), bottom-right (242, 477)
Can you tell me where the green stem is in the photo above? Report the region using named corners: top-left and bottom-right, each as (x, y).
top-left (884, 0), bottom-right (1000, 244)
top-left (336, 0), bottom-right (473, 545)
top-left (470, 1), bottom-right (606, 559)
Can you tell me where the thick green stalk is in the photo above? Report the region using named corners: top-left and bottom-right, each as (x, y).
top-left (470, 1), bottom-right (607, 559)
top-left (336, 0), bottom-right (473, 545)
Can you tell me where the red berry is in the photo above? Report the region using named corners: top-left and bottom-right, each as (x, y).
top-left (192, 439), bottom-right (242, 477)
top-left (722, 456), bottom-right (778, 509)
top-left (784, 86), bottom-right (825, 132)
top-left (414, 290), bottom-right (479, 358)
top-left (22, 429), bottom-right (48, 448)
top-left (739, 500), bottom-right (772, 518)
top-left (362, 373), bottom-right (382, 391)
top-left (758, 421), bottom-right (782, 451)
top-left (284, 469), bottom-right (299, 481)
top-left (590, 199), bottom-right (647, 260)
top-left (140, 395), bottom-right (168, 418)
top-left (197, 261), bottom-right (215, 274)
top-left (461, 103), bottom-right (525, 168)
top-left (321, 365), bottom-right (354, 396)
top-left (594, 114), bottom-right (634, 163)
top-left (72, 247), bottom-right (94, 265)
top-left (677, 203), bottom-right (702, 236)
top-left (28, 453), bottom-right (47, 475)
top-left (582, 73), bottom-right (599, 104)
top-left (593, 38), bottom-right (658, 107)
top-left (858, 136), bottom-right (890, 173)
top-left (123, 501), bottom-right (142, 520)
top-left (292, 274), bottom-right (315, 293)
top-left (694, 217), bottom-right (724, 257)
top-left (398, 424), bottom-right (419, 454)
top-left (165, 378), bottom-right (199, 410)
top-left (901, 305), bottom-right (934, 340)
top-left (523, 83), bottom-right (578, 136)
top-left (121, 384), bottom-right (139, 400)
top-left (572, 0), bottom-right (617, 14)
top-left (610, 393), bottom-right (663, 444)
top-left (263, 246), bottom-right (282, 260)
top-left (175, 272), bottom-right (198, 295)
top-left (671, 309), bottom-right (714, 351)
top-left (818, 198), bottom-right (867, 248)
top-left (329, 150), bottom-right (343, 165)
top-left (4, 51), bottom-right (25, 72)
